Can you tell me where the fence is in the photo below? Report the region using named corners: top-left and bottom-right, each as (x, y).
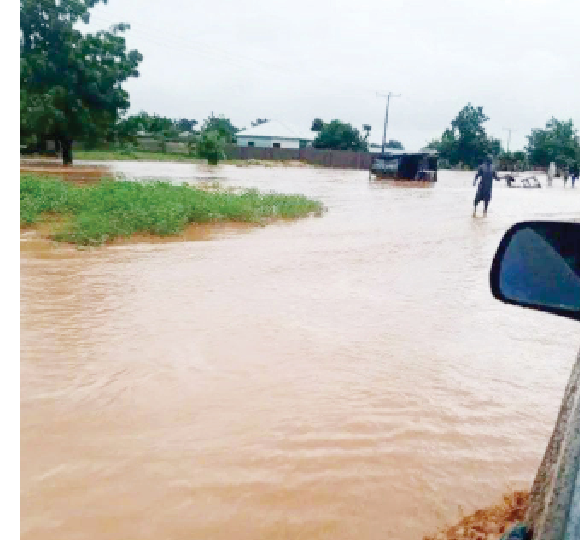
top-left (224, 145), bottom-right (374, 170)
top-left (71, 139), bottom-right (375, 170)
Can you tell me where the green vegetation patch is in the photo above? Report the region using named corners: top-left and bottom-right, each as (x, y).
top-left (21, 174), bottom-right (324, 246)
top-left (73, 149), bottom-right (205, 162)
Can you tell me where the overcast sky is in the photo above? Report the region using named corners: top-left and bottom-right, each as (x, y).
top-left (83, 0), bottom-right (580, 151)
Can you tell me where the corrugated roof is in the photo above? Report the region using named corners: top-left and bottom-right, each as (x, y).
top-left (236, 120), bottom-right (317, 141)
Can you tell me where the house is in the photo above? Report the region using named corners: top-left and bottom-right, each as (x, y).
top-left (235, 120), bottom-right (317, 149)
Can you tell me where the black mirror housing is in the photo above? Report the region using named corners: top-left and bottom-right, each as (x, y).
top-left (490, 221), bottom-right (580, 321)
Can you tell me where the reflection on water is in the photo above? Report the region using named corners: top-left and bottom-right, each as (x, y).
top-left (20, 160), bottom-right (113, 183)
top-left (21, 163), bottom-right (580, 540)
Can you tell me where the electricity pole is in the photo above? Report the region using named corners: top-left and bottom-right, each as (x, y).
top-left (377, 92), bottom-right (401, 155)
top-left (503, 128), bottom-right (513, 153)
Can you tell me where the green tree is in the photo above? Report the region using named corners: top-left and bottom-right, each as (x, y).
top-left (115, 111), bottom-right (178, 142)
top-left (201, 114), bottom-right (238, 143)
top-left (385, 139), bottom-right (404, 150)
top-left (20, 0), bottom-right (143, 164)
top-left (427, 104), bottom-right (501, 168)
top-left (197, 130), bottom-right (226, 165)
top-left (526, 118), bottom-right (580, 170)
top-left (311, 118), bottom-right (324, 132)
top-left (176, 118), bottom-right (198, 132)
top-left (312, 120), bottom-right (368, 152)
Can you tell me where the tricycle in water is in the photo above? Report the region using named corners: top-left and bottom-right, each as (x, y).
top-left (369, 151), bottom-right (438, 182)
top-left (502, 174), bottom-right (542, 189)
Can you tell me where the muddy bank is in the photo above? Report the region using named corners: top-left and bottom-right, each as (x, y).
top-left (425, 491), bottom-right (529, 540)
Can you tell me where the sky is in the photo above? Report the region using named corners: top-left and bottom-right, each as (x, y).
top-left (81, 0), bottom-right (581, 152)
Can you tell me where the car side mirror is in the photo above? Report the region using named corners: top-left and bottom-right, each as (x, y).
top-left (490, 221), bottom-right (580, 320)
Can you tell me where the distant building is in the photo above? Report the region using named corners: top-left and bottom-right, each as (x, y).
top-left (235, 120), bottom-right (317, 149)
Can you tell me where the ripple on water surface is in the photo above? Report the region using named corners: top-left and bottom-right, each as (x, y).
top-left (21, 164), bottom-right (580, 540)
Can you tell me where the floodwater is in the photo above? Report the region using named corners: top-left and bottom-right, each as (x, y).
top-left (21, 163), bottom-right (580, 540)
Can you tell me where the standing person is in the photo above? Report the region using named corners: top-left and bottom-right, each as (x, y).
top-left (473, 155), bottom-right (500, 217)
top-left (571, 165), bottom-right (579, 188)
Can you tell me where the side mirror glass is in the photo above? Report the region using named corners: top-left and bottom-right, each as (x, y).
top-left (490, 221), bottom-right (580, 320)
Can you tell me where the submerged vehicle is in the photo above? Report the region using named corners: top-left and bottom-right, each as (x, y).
top-left (369, 151), bottom-right (438, 182)
top-left (504, 174), bottom-right (542, 189)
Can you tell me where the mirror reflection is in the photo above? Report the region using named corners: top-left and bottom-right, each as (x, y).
top-left (499, 224), bottom-right (580, 313)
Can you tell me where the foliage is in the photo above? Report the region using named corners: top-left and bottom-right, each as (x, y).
top-left (20, 174), bottom-right (324, 245)
top-left (385, 139), bottom-right (404, 150)
top-left (201, 114), bottom-right (239, 143)
top-left (312, 120), bottom-right (368, 152)
top-left (311, 118), bottom-right (324, 132)
top-left (114, 111), bottom-right (177, 141)
top-left (196, 130), bottom-right (226, 165)
top-left (20, 0), bottom-right (143, 164)
top-left (73, 149), bottom-right (205, 162)
top-left (499, 151), bottom-right (528, 171)
top-left (426, 103), bottom-right (502, 168)
top-left (113, 113), bottom-right (200, 142)
top-left (526, 118), bottom-right (580, 170)
top-left (176, 118), bottom-right (198, 132)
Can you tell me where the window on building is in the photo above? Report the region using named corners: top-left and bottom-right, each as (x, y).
top-left (248, 141), bottom-right (254, 147)
top-left (300, 140), bottom-right (308, 148)
top-left (273, 142), bottom-right (281, 148)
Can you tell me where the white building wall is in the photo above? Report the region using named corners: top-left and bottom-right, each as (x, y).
top-left (236, 137), bottom-right (303, 149)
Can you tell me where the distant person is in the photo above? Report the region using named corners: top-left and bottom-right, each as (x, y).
top-left (473, 155), bottom-right (499, 217)
top-left (571, 166), bottom-right (579, 188)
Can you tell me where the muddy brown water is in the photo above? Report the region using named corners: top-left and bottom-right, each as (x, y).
top-left (21, 163), bottom-right (580, 540)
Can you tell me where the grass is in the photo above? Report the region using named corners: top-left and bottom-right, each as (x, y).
top-left (72, 149), bottom-right (205, 162)
top-left (71, 151), bottom-right (314, 167)
top-left (20, 173), bottom-right (324, 246)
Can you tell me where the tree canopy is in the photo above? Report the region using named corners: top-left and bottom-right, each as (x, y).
top-left (251, 118), bottom-right (269, 127)
top-left (312, 120), bottom-right (368, 152)
top-left (201, 114), bottom-right (239, 143)
top-left (385, 139), bottom-right (404, 150)
top-left (20, 0), bottom-right (143, 164)
top-left (426, 103), bottom-right (501, 168)
top-left (114, 112), bottom-right (200, 141)
top-left (311, 118), bottom-right (324, 132)
top-left (526, 118), bottom-right (580, 171)
top-left (176, 118), bottom-right (198, 132)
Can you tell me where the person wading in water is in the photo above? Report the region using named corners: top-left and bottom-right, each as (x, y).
top-left (473, 155), bottom-right (500, 217)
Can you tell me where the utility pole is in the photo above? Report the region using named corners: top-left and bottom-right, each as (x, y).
top-left (503, 128), bottom-right (513, 153)
top-left (377, 92), bottom-right (401, 155)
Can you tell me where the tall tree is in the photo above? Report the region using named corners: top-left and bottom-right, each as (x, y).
top-left (312, 120), bottom-right (368, 152)
top-left (427, 104), bottom-right (501, 168)
top-left (21, 0), bottom-right (142, 164)
top-left (201, 114), bottom-right (238, 143)
top-left (526, 118), bottom-right (580, 170)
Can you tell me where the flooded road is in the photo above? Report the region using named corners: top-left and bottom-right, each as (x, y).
top-left (21, 163), bottom-right (580, 540)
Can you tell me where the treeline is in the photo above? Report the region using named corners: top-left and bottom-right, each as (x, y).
top-left (19, 0), bottom-right (236, 164)
top-left (426, 103), bottom-right (580, 173)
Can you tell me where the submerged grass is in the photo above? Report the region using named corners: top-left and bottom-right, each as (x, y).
top-left (72, 149), bottom-right (205, 162)
top-left (21, 174), bottom-right (324, 246)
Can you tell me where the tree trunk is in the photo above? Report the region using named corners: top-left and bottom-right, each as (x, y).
top-left (61, 138), bottom-right (73, 165)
